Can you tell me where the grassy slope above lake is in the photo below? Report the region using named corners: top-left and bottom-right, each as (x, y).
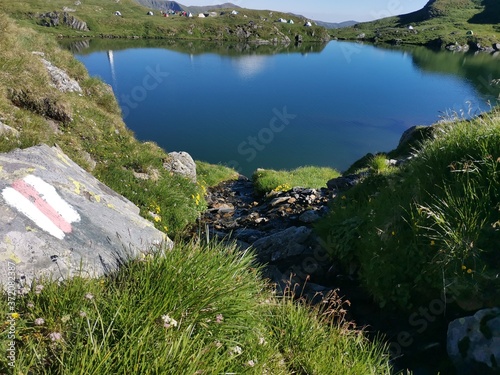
top-left (0, 11), bottom-right (239, 237)
top-left (0, 0), bottom-right (330, 42)
top-left (332, 0), bottom-right (500, 48)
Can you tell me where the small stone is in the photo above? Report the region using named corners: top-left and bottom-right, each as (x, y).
top-left (163, 151), bottom-right (197, 183)
top-left (0, 121), bottom-right (20, 138)
top-left (270, 196), bottom-right (290, 207)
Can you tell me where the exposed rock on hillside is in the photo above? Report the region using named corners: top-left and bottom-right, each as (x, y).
top-left (195, 177), bottom-right (335, 300)
top-left (0, 144), bottom-right (170, 290)
top-left (163, 151), bottom-right (197, 183)
top-left (36, 11), bottom-right (89, 31)
top-left (33, 52), bottom-right (83, 93)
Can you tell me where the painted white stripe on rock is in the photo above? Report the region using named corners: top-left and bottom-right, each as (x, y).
top-left (2, 187), bottom-right (65, 239)
top-left (24, 175), bottom-right (80, 223)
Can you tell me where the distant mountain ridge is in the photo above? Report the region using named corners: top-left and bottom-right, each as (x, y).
top-left (334, 0), bottom-right (500, 49)
top-left (187, 3), bottom-right (240, 14)
top-left (133, 1), bottom-right (354, 27)
top-left (133, 0), bottom-right (186, 12)
top-left (315, 20), bottom-right (358, 29)
top-left (133, 0), bottom-right (241, 14)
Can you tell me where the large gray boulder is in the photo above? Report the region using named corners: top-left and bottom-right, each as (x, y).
top-left (0, 144), bottom-right (171, 290)
top-left (447, 307), bottom-right (500, 374)
top-left (163, 151), bottom-right (197, 183)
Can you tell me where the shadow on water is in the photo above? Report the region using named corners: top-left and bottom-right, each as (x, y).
top-left (368, 43), bottom-right (500, 107)
top-left (469, 0), bottom-right (500, 24)
top-left (59, 38), bottom-right (329, 56)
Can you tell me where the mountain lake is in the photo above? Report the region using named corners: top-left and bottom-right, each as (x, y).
top-left (70, 39), bottom-right (500, 177)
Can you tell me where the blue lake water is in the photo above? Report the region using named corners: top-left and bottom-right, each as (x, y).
top-left (73, 40), bottom-right (500, 177)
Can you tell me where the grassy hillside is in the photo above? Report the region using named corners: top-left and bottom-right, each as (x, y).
top-left (0, 12), bottom-right (239, 237)
top-left (333, 0), bottom-right (500, 47)
top-left (0, 0), bottom-right (330, 42)
top-left (317, 109), bottom-right (500, 311)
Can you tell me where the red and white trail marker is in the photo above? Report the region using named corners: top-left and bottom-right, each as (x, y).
top-left (2, 175), bottom-right (81, 240)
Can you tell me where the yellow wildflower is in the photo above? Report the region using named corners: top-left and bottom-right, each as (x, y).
top-left (11, 313), bottom-right (20, 319)
top-left (430, 240), bottom-right (435, 246)
top-left (467, 269), bottom-right (473, 274)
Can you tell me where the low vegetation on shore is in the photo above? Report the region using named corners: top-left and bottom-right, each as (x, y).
top-left (1, 240), bottom-right (393, 374)
top-left (252, 166), bottom-right (340, 196)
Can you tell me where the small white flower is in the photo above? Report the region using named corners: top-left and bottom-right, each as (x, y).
top-left (215, 314), bottom-right (224, 323)
top-left (161, 314), bottom-right (178, 329)
top-left (27, 302), bottom-right (35, 309)
top-left (259, 337), bottom-right (267, 345)
top-left (85, 293), bottom-right (94, 300)
top-left (247, 359), bottom-right (256, 367)
top-left (35, 285), bottom-right (44, 295)
top-left (230, 345), bottom-right (243, 356)
top-left (79, 310), bottom-right (87, 318)
top-left (34, 318), bottom-right (45, 326)
top-left (49, 332), bottom-right (62, 342)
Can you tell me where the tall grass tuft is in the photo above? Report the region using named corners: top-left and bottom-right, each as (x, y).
top-left (0, 240), bottom-right (393, 374)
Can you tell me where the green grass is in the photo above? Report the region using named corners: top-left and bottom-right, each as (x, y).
top-left (0, 240), bottom-right (393, 374)
top-left (316, 109), bottom-right (500, 310)
top-left (333, 0), bottom-right (499, 47)
top-left (252, 166), bottom-right (341, 195)
top-left (196, 160), bottom-right (240, 188)
top-left (0, 0), bottom-right (330, 42)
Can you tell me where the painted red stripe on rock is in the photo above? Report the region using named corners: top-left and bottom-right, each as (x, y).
top-left (11, 179), bottom-right (72, 233)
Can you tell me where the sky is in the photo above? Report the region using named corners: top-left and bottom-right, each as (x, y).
top-left (185, 0), bottom-right (429, 23)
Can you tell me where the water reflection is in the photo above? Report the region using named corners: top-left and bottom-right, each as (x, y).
top-left (69, 39), bottom-right (500, 176)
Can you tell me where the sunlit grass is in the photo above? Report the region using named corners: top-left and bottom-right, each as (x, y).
top-left (0, 240), bottom-right (393, 374)
top-left (252, 166), bottom-right (340, 195)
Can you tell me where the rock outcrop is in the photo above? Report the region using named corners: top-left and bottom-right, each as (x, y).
top-left (0, 121), bottom-right (19, 138)
top-left (37, 54), bottom-right (83, 93)
top-left (37, 12), bottom-right (89, 31)
top-left (0, 144), bottom-right (170, 290)
top-left (447, 307), bottom-right (500, 374)
top-left (163, 151), bottom-right (197, 183)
